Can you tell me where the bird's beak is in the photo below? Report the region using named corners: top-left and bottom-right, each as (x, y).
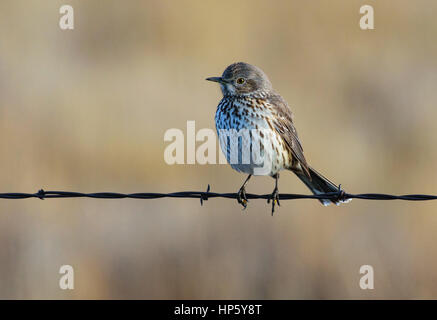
top-left (206, 76), bottom-right (226, 84)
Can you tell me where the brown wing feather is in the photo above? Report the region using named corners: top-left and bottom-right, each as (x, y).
top-left (267, 93), bottom-right (311, 178)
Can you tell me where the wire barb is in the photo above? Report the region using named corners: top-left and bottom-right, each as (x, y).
top-left (36, 189), bottom-right (45, 200)
top-left (336, 184), bottom-right (348, 203)
top-left (200, 184), bottom-right (210, 206)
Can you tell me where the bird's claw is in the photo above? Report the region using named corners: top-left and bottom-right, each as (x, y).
top-left (267, 188), bottom-right (280, 215)
top-left (237, 187), bottom-right (249, 209)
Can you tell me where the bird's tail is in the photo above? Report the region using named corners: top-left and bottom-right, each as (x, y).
top-left (292, 166), bottom-right (351, 206)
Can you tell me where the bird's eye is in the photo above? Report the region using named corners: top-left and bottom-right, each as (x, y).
top-left (236, 77), bottom-right (245, 85)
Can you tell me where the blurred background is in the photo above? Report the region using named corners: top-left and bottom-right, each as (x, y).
top-left (0, 0), bottom-right (437, 299)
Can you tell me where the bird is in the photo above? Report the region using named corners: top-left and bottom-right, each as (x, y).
top-left (206, 62), bottom-right (350, 214)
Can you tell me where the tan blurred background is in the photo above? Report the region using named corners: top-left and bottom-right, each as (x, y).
top-left (0, 0), bottom-right (437, 299)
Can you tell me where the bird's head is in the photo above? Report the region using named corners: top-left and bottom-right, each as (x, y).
top-left (206, 62), bottom-right (272, 96)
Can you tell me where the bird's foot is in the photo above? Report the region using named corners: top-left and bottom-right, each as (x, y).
top-left (267, 187), bottom-right (280, 215)
top-left (237, 186), bottom-right (249, 209)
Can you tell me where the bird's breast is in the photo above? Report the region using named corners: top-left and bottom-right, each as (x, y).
top-left (215, 97), bottom-right (273, 131)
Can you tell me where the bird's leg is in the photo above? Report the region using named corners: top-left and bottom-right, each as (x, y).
top-left (237, 174), bottom-right (252, 209)
top-left (267, 173), bottom-right (280, 215)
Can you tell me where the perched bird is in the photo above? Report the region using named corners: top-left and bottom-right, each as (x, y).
top-left (207, 62), bottom-right (350, 214)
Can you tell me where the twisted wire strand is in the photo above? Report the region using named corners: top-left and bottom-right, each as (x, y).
top-left (1, 187), bottom-right (437, 205)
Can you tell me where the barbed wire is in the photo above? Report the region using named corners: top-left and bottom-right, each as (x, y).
top-left (1, 186), bottom-right (437, 205)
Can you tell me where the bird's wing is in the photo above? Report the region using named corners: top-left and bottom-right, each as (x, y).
top-left (267, 93), bottom-right (310, 178)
